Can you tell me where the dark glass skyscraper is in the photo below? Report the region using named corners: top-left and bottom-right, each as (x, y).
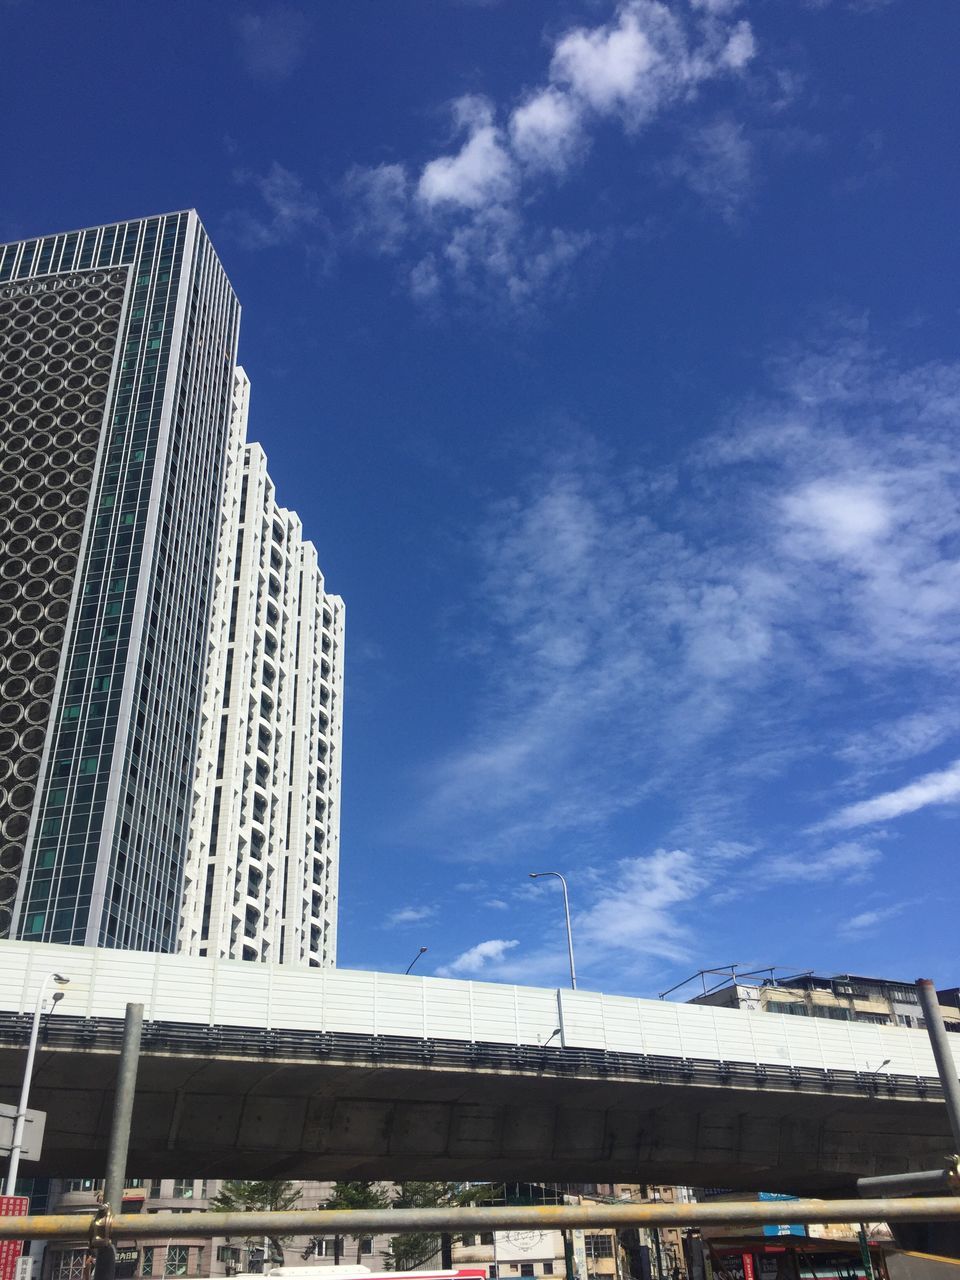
top-left (0, 212), bottom-right (240, 949)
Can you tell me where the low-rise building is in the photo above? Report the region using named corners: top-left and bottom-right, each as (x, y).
top-left (688, 971), bottom-right (960, 1032)
top-left (34, 1178), bottom-right (393, 1280)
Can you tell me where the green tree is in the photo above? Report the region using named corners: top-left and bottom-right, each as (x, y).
top-left (386, 1182), bottom-right (497, 1272)
top-left (302, 1182), bottom-right (392, 1263)
top-left (210, 1179), bottom-right (301, 1267)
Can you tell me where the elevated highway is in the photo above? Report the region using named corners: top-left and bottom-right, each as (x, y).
top-left (0, 942), bottom-right (956, 1192)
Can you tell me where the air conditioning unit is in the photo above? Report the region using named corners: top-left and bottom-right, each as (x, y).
top-left (835, 983), bottom-right (854, 996)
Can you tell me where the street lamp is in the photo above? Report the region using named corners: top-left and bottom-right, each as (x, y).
top-left (4, 972), bottom-right (69, 1195)
top-left (404, 946), bottom-right (428, 975)
top-left (529, 872), bottom-right (576, 990)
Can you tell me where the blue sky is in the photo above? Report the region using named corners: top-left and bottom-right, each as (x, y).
top-left (4, 0), bottom-right (959, 996)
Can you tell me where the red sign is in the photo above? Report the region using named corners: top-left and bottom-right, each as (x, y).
top-left (0, 1196), bottom-right (29, 1280)
top-left (741, 1254), bottom-right (756, 1280)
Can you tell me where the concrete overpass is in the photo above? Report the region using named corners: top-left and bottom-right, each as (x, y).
top-left (0, 942), bottom-right (956, 1193)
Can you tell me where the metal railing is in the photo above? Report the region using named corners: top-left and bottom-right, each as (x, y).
top-left (0, 1013), bottom-right (943, 1101)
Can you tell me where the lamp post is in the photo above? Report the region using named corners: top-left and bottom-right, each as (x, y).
top-left (528, 872), bottom-right (576, 990)
top-left (4, 972), bottom-right (69, 1195)
top-left (404, 946), bottom-right (428, 975)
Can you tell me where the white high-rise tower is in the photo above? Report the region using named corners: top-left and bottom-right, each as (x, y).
top-left (179, 370), bottom-right (344, 965)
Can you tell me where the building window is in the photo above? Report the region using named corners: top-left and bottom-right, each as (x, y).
top-left (521, 1266), bottom-right (535, 1277)
top-left (309, 1239), bottom-right (343, 1258)
top-left (543, 1265), bottom-right (554, 1275)
top-left (489, 1268), bottom-right (498, 1279)
top-left (141, 1248), bottom-right (154, 1277)
top-left (462, 1236), bottom-right (477, 1248)
top-left (886, 986), bottom-right (919, 1005)
top-left (50, 1250), bottom-right (87, 1280)
top-left (480, 1234), bottom-right (495, 1247)
top-left (199, 1180), bottom-right (209, 1199)
top-left (813, 1005), bottom-right (852, 1021)
top-left (361, 1239), bottom-right (373, 1256)
top-left (585, 1236), bottom-right (614, 1259)
top-left (172, 1178), bottom-right (193, 1198)
top-left (165, 1246), bottom-right (189, 1276)
top-left (149, 1180), bottom-right (162, 1199)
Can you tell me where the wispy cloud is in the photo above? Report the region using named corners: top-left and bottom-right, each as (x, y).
top-left (387, 904), bottom-right (437, 926)
top-left (836, 707), bottom-right (960, 777)
top-left (343, 0), bottom-right (757, 307)
top-left (666, 115), bottom-right (753, 222)
top-left (422, 330), bottom-right (960, 867)
top-left (820, 759), bottom-right (960, 831)
top-left (226, 162), bottom-right (325, 250)
top-left (576, 849), bottom-right (717, 964)
top-left (758, 840), bottom-right (882, 883)
top-left (840, 903), bottom-right (905, 937)
top-left (235, 6), bottom-right (311, 81)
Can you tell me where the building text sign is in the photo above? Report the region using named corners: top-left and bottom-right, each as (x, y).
top-left (0, 1195), bottom-right (29, 1280)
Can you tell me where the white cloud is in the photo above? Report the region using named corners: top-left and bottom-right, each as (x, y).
top-left (782, 478), bottom-right (892, 555)
top-left (418, 98), bottom-right (517, 210)
top-left (759, 840), bottom-right (881, 883)
top-left (550, 9), bottom-right (660, 117)
top-left (387, 904), bottom-right (437, 926)
top-left (227, 162), bottom-right (323, 250)
top-left (668, 116), bottom-right (753, 222)
top-left (840, 903), bottom-right (905, 936)
top-left (422, 334), bottom-right (960, 859)
top-left (690, 0), bottom-right (742, 12)
top-left (576, 849), bottom-right (713, 963)
top-left (235, 5), bottom-right (310, 81)
top-left (509, 89), bottom-right (585, 174)
top-left (837, 708), bottom-right (960, 774)
top-left (821, 759), bottom-right (960, 830)
top-left (344, 0), bottom-right (757, 306)
top-left (343, 163), bottom-right (410, 253)
top-left (720, 20), bottom-right (756, 70)
top-left (437, 937), bottom-right (519, 976)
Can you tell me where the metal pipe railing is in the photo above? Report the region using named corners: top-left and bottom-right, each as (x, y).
top-left (858, 1156), bottom-right (960, 1198)
top-left (2, 1198), bottom-right (960, 1242)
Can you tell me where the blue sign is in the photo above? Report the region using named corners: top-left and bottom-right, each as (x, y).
top-left (758, 1192), bottom-right (806, 1237)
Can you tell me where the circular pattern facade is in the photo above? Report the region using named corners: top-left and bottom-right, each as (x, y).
top-left (0, 268), bottom-right (125, 936)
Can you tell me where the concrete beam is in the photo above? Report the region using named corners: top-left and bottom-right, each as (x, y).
top-left (0, 1024), bottom-right (955, 1192)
